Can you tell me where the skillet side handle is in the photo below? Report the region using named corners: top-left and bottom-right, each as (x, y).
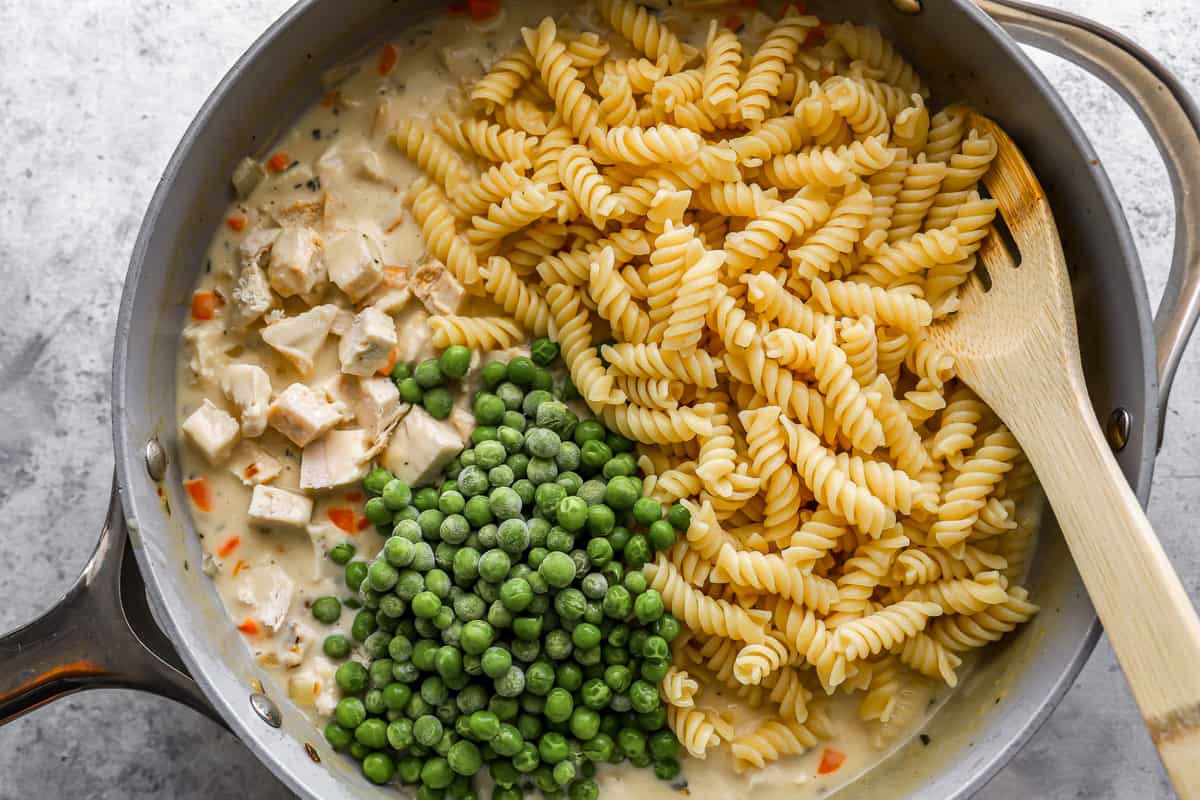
top-left (0, 479), bottom-right (222, 727)
top-left (979, 0), bottom-right (1200, 446)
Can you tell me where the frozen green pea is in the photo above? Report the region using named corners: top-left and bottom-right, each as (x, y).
top-left (530, 337), bottom-right (559, 366)
top-left (424, 387), bottom-right (453, 419)
top-left (555, 442), bottom-right (581, 472)
top-left (438, 345), bottom-right (471, 379)
top-left (586, 505), bottom-right (615, 536)
top-left (512, 478), bottom-right (535, 506)
top-left (414, 359), bottom-right (444, 388)
top-left (474, 393), bottom-right (506, 425)
top-left (647, 519), bottom-right (676, 550)
top-left (490, 487), bottom-right (524, 521)
top-left (464, 495), bottom-right (493, 527)
top-left (496, 381), bottom-right (525, 411)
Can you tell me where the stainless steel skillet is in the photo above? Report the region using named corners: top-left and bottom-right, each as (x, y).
top-left (1, 0), bottom-right (1198, 797)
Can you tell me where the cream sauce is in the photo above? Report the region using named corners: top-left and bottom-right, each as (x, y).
top-left (175, 4), bottom-right (953, 796)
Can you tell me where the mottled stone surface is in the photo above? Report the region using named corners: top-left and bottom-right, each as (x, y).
top-left (0, 1), bottom-right (1197, 798)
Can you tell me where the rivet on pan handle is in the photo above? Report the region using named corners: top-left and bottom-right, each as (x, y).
top-left (979, 0), bottom-right (1200, 448)
top-left (0, 476), bottom-right (221, 727)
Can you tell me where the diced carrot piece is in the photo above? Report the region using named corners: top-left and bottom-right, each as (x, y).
top-left (225, 213), bottom-right (247, 232)
top-left (190, 291), bottom-right (217, 321)
top-left (243, 463), bottom-right (260, 480)
top-left (378, 44), bottom-right (399, 76)
top-left (184, 478), bottom-right (213, 512)
top-left (328, 507), bottom-right (358, 534)
top-left (377, 347), bottom-right (399, 377)
top-left (817, 748), bottom-right (846, 775)
top-left (357, 516), bottom-right (371, 532)
top-left (268, 152), bottom-right (291, 172)
top-left (467, 0), bottom-right (499, 20)
top-left (233, 559), bottom-right (249, 576)
top-left (237, 618), bottom-right (260, 636)
top-left (217, 535), bottom-right (241, 558)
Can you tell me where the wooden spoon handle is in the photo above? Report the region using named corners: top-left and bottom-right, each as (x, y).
top-left (1012, 385), bottom-right (1200, 795)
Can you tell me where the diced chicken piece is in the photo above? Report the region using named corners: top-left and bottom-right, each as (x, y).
top-left (394, 305), bottom-right (433, 363)
top-left (338, 306), bottom-right (397, 377)
top-left (383, 406), bottom-right (464, 486)
top-left (281, 619), bottom-right (318, 668)
top-left (182, 323), bottom-right (234, 383)
top-left (261, 304), bottom-right (338, 375)
top-left (411, 261), bottom-right (466, 315)
top-left (238, 227), bottom-right (280, 271)
top-left (230, 263), bottom-right (276, 329)
top-left (220, 363), bottom-right (272, 437)
top-left (289, 657), bottom-right (338, 715)
top-left (330, 308), bottom-right (357, 337)
top-left (268, 382), bottom-right (347, 447)
top-left (366, 265), bottom-right (412, 315)
top-left (227, 441), bottom-right (283, 486)
top-left (326, 230), bottom-right (384, 301)
top-left (181, 399), bottom-right (240, 464)
top-left (268, 225), bottom-right (325, 299)
top-left (348, 376), bottom-right (408, 436)
top-left (236, 563), bottom-right (296, 633)
top-left (267, 197), bottom-right (324, 228)
top-left (300, 429), bottom-right (371, 491)
top-left (248, 484), bottom-right (314, 529)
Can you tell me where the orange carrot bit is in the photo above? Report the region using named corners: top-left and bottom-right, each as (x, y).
top-left (217, 535), bottom-right (241, 558)
top-left (378, 44), bottom-right (399, 76)
top-left (225, 213), bottom-right (247, 232)
top-left (233, 559), bottom-right (249, 576)
top-left (345, 491), bottom-right (364, 503)
top-left (467, 0), bottom-right (499, 20)
top-left (237, 618), bottom-right (260, 636)
top-left (267, 152), bottom-right (291, 172)
top-left (357, 516), bottom-right (371, 532)
top-left (183, 477), bottom-right (213, 512)
top-left (817, 748), bottom-right (846, 775)
top-left (190, 291), bottom-right (217, 321)
top-left (723, 14), bottom-right (743, 31)
top-left (377, 347), bottom-right (399, 377)
top-left (243, 463), bottom-right (260, 481)
top-left (328, 507), bottom-right (358, 534)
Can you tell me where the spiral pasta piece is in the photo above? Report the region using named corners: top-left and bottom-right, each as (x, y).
top-left (733, 633), bottom-right (791, 686)
top-left (782, 417), bottom-right (896, 537)
top-left (693, 181), bottom-right (777, 217)
top-left (596, 0), bottom-right (698, 72)
top-left (717, 543), bottom-right (840, 613)
top-left (595, 124), bottom-right (705, 166)
top-left (703, 21), bottom-right (742, 114)
top-left (808, 278), bottom-right (932, 335)
top-left (467, 181), bottom-right (555, 255)
top-left (565, 30), bottom-right (610, 69)
top-left (522, 18), bottom-right (604, 145)
top-left (924, 105), bottom-right (969, 163)
top-left (668, 705), bottom-right (725, 759)
top-left (932, 427), bottom-right (1020, 550)
top-left (409, 177), bottom-right (482, 285)
top-left (588, 246), bottom-right (652, 343)
top-left (789, 182), bottom-right (873, 280)
top-left (393, 119), bottom-right (471, 191)
top-left (840, 316), bottom-right (879, 387)
top-left (828, 531), bottom-right (909, 622)
top-left (889, 154), bottom-right (947, 242)
top-left (429, 315), bottom-right (525, 350)
top-left (924, 129), bottom-right (999, 230)
top-left (906, 571), bottom-right (1010, 615)
top-left (892, 93), bottom-right (931, 153)
top-left (545, 283), bottom-right (623, 406)
top-left (731, 717), bottom-right (820, 772)
top-left (601, 342), bottom-right (720, 388)
top-left (600, 402), bottom-right (713, 445)
top-left (783, 509), bottom-right (848, 571)
top-left (646, 219), bottom-right (694, 333)
top-left (724, 189), bottom-right (832, 276)
top-left (645, 553), bottom-right (769, 643)
top-left (597, 71), bottom-right (637, 127)
top-left (662, 244), bottom-right (724, 352)
top-left (480, 256), bottom-right (550, 336)
top-left (861, 152), bottom-right (910, 253)
top-left (898, 632), bottom-right (962, 686)
top-left (763, 149), bottom-right (856, 189)
top-left (744, 272), bottom-right (836, 339)
top-left (825, 75), bottom-right (889, 137)
top-left (665, 540), bottom-right (718, 586)
top-left (737, 9), bottom-right (816, 123)
top-left (829, 23), bottom-right (928, 99)
top-left (835, 599), bottom-right (944, 662)
top-left (436, 115), bottom-right (537, 164)
top-left (928, 586), bottom-right (1040, 652)
top-left (768, 598), bottom-right (847, 693)
top-left (558, 144), bottom-right (623, 228)
top-left (729, 116), bottom-right (808, 165)
top-left (504, 221), bottom-right (569, 276)
top-left (451, 161), bottom-right (531, 219)
top-left (471, 47), bottom-right (535, 112)
top-left (660, 665), bottom-right (700, 707)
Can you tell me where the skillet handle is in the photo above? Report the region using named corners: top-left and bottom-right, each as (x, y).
top-left (0, 477), bottom-right (221, 726)
top-left (979, 0), bottom-right (1200, 445)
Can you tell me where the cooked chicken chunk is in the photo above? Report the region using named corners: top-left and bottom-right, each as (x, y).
top-left (181, 399), bottom-right (240, 464)
top-left (268, 225), bottom-right (325, 299)
top-left (300, 429), bottom-right (371, 491)
top-left (236, 563), bottom-right (296, 633)
top-left (338, 306), bottom-right (397, 377)
top-left (382, 406), bottom-right (464, 486)
top-left (220, 363), bottom-right (272, 437)
top-left (394, 305), bottom-right (434, 363)
top-left (347, 376), bottom-right (408, 437)
top-left (226, 441), bottom-right (283, 486)
top-left (261, 304), bottom-right (338, 375)
top-left (268, 382), bottom-right (347, 447)
top-left (410, 261), bottom-right (465, 315)
top-left (247, 484), bottom-right (314, 529)
top-left (325, 230), bottom-right (384, 301)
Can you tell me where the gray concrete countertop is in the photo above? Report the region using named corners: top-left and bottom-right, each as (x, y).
top-left (1, 1), bottom-right (1197, 798)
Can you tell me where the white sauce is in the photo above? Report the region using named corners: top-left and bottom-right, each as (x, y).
top-left (175, 4), bottom-right (955, 795)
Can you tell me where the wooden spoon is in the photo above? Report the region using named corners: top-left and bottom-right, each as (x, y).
top-left (929, 113), bottom-right (1200, 796)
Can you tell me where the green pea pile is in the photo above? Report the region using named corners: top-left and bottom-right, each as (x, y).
top-left (390, 344), bottom-right (489, 420)
top-left (318, 339), bottom-right (692, 799)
